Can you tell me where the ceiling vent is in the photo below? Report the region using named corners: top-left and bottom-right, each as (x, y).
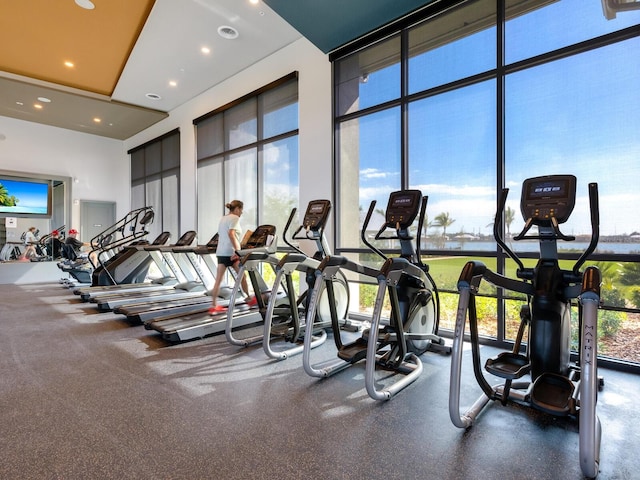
top-left (217, 26), bottom-right (239, 40)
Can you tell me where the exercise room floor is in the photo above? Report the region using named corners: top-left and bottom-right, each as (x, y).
top-left (1, 282), bottom-right (638, 479)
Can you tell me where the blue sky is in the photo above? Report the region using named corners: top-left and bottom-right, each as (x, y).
top-left (353, 0), bottom-right (640, 238)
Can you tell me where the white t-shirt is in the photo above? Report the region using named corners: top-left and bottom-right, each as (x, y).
top-left (24, 230), bottom-right (38, 246)
top-left (216, 213), bottom-right (242, 257)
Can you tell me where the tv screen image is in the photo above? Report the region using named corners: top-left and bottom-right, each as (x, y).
top-left (0, 178), bottom-right (51, 216)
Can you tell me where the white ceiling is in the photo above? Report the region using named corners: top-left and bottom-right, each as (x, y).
top-left (113, 0), bottom-right (302, 113)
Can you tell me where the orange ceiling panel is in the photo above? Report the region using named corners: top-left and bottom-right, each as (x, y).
top-left (0, 0), bottom-right (155, 96)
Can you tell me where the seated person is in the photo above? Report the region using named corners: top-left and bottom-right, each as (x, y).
top-left (19, 227), bottom-right (40, 261)
top-left (64, 229), bottom-right (97, 266)
top-left (48, 230), bottom-right (64, 259)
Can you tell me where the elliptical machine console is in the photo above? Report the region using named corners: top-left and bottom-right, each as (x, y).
top-left (300, 199), bottom-right (332, 231)
top-left (386, 190), bottom-right (422, 227)
top-left (515, 174), bottom-right (577, 242)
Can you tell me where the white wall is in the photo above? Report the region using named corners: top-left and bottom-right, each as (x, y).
top-left (0, 117), bottom-right (128, 238)
top-left (0, 38), bottom-right (333, 254)
top-left (123, 37), bottom-right (333, 253)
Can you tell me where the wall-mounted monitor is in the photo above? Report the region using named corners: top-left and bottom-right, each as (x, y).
top-left (0, 175), bottom-right (53, 218)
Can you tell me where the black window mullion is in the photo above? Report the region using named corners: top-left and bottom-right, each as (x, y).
top-left (401, 28), bottom-right (409, 191)
top-left (496, 0), bottom-right (506, 344)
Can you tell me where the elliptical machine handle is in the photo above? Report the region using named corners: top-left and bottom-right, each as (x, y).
top-left (283, 207), bottom-right (307, 255)
top-left (361, 200), bottom-right (387, 260)
top-left (415, 195), bottom-right (428, 265)
top-left (494, 188), bottom-right (524, 271)
top-left (573, 182), bottom-right (600, 275)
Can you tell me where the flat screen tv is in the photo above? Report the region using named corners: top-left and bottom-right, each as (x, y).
top-left (0, 176), bottom-right (52, 218)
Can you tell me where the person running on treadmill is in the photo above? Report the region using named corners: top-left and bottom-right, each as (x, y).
top-left (209, 200), bottom-right (256, 314)
top-left (19, 227), bottom-right (40, 261)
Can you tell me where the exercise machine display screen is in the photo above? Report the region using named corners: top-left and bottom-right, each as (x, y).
top-left (386, 190), bottom-right (422, 228)
top-left (243, 224), bottom-right (277, 248)
top-left (303, 200), bottom-right (331, 231)
top-left (521, 175), bottom-right (576, 225)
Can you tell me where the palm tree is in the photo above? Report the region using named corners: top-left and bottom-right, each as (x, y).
top-left (433, 212), bottom-right (455, 240)
top-left (420, 215), bottom-right (432, 249)
top-left (486, 206), bottom-right (517, 238)
top-left (505, 206), bottom-right (516, 238)
top-left (0, 182), bottom-right (9, 206)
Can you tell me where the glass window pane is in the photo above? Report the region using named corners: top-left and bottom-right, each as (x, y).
top-left (335, 35), bottom-right (400, 117)
top-left (161, 168), bottom-right (179, 241)
top-left (131, 178), bottom-right (145, 211)
top-left (197, 157), bottom-right (224, 242)
top-left (225, 149), bottom-right (257, 231)
top-left (337, 107), bottom-right (401, 248)
top-left (409, 0), bottom-right (496, 94)
top-left (506, 0), bottom-right (640, 64)
top-left (131, 150), bottom-right (145, 180)
top-left (196, 114), bottom-right (224, 160)
top-left (506, 37), bottom-right (640, 254)
top-left (195, 79), bottom-right (298, 247)
top-left (225, 99), bottom-right (257, 150)
top-left (262, 137), bottom-right (299, 235)
top-left (145, 142), bottom-right (162, 176)
top-left (583, 259), bottom-right (639, 364)
top-left (260, 80), bottom-right (298, 139)
top-left (162, 132), bottom-right (180, 170)
top-left (145, 174), bottom-right (162, 240)
top-left (408, 80), bottom-right (497, 248)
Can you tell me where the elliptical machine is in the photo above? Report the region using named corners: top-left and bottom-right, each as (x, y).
top-left (261, 200), bottom-right (351, 360)
top-left (225, 201), bottom-right (351, 359)
top-left (448, 175), bottom-right (602, 478)
top-left (303, 190), bottom-right (450, 401)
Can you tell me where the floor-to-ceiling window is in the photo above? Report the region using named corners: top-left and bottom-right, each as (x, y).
top-left (194, 73), bottom-right (299, 243)
top-left (334, 0), bottom-right (640, 369)
top-left (129, 129), bottom-right (180, 242)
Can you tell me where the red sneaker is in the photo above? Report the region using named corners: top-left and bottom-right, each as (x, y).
top-left (246, 296), bottom-right (258, 307)
top-left (208, 305), bottom-right (227, 315)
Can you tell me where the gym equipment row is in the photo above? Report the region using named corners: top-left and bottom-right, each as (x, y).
top-left (59, 174), bottom-right (605, 478)
top-left (219, 175), bottom-right (603, 478)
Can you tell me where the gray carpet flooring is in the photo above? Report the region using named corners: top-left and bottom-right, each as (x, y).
top-left (0, 282), bottom-right (638, 479)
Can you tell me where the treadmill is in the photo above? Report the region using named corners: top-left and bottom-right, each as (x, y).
top-left (87, 231), bottom-right (200, 309)
top-left (144, 224), bottom-right (278, 342)
top-left (113, 234), bottom-right (221, 322)
top-left (75, 231), bottom-right (172, 300)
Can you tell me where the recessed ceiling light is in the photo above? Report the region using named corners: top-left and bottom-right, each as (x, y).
top-left (201, 46), bottom-right (211, 55)
top-left (169, 80), bottom-right (177, 87)
top-left (146, 93), bottom-right (162, 100)
top-left (37, 97), bottom-right (51, 103)
top-left (249, 0), bottom-right (259, 4)
top-left (16, 101), bottom-right (24, 106)
top-left (34, 104), bottom-right (43, 109)
top-left (217, 26), bottom-right (239, 40)
top-left (93, 118), bottom-right (101, 123)
top-left (75, 0), bottom-right (95, 10)
top-left (64, 61), bottom-right (75, 68)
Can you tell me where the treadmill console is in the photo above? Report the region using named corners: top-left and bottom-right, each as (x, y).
top-left (386, 190), bottom-right (422, 229)
top-left (242, 224), bottom-right (276, 249)
top-left (521, 175), bottom-right (576, 226)
top-left (303, 200), bottom-right (331, 231)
